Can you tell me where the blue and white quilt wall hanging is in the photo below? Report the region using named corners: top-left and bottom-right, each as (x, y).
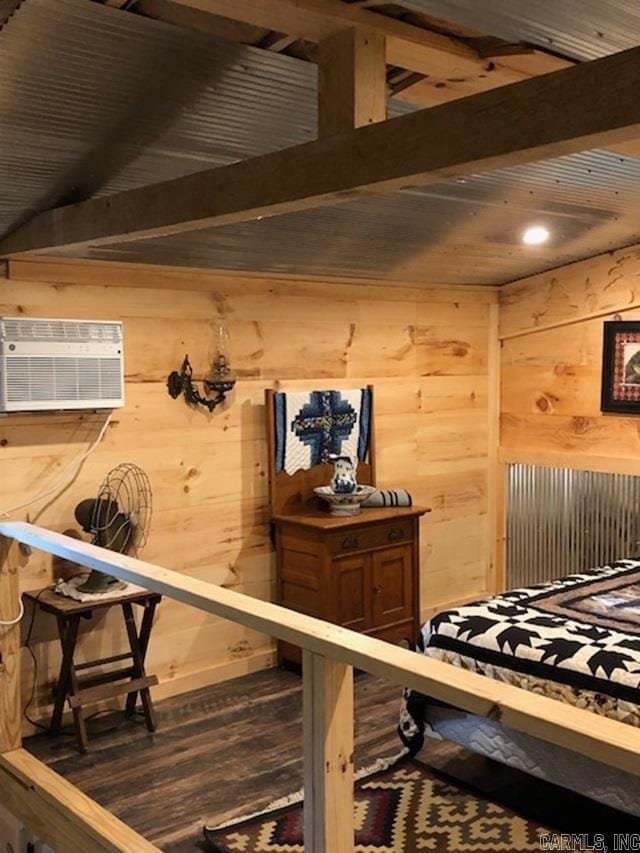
top-left (273, 389), bottom-right (371, 475)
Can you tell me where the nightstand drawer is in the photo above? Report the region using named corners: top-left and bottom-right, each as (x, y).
top-left (329, 519), bottom-right (413, 555)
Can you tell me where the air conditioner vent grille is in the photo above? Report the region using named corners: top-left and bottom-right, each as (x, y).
top-left (1, 318), bottom-right (122, 344)
top-left (5, 357), bottom-right (123, 403)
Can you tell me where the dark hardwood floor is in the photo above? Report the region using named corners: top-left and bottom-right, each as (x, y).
top-left (26, 669), bottom-right (407, 850)
top-left (25, 668), bottom-right (639, 851)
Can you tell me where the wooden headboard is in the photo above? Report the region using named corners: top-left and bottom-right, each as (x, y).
top-left (265, 386), bottom-right (376, 517)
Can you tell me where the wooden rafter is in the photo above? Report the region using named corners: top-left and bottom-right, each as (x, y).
top-left (127, 0), bottom-right (640, 159)
top-left (133, 0), bottom-right (267, 43)
top-left (259, 30), bottom-right (298, 52)
top-left (4, 45), bottom-right (640, 257)
top-left (162, 0), bottom-right (484, 78)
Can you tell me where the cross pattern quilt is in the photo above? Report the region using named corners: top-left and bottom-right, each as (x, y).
top-left (400, 560), bottom-right (640, 755)
top-left (273, 388), bottom-right (371, 475)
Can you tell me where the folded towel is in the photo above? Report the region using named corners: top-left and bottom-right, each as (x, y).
top-left (362, 489), bottom-right (412, 508)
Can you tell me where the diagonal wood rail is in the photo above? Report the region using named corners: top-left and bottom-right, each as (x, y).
top-left (1, 521), bottom-right (640, 852)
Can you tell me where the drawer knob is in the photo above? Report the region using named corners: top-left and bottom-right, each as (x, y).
top-left (342, 535), bottom-right (360, 550)
top-left (373, 585), bottom-right (382, 595)
top-left (388, 527), bottom-right (404, 542)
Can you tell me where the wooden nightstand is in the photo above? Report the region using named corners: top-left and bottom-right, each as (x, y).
top-left (273, 505), bottom-right (428, 666)
top-left (265, 386), bottom-right (429, 665)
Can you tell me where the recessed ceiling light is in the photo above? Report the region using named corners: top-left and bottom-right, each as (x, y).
top-left (522, 225), bottom-right (550, 246)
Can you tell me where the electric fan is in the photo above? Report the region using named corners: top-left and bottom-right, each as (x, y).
top-left (74, 463), bottom-right (152, 594)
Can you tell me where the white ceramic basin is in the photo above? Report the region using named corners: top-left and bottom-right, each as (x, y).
top-left (313, 485), bottom-right (377, 516)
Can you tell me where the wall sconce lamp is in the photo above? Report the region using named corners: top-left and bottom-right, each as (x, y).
top-left (167, 324), bottom-right (236, 413)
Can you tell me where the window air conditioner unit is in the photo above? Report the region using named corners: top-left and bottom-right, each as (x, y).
top-left (0, 317), bottom-right (125, 412)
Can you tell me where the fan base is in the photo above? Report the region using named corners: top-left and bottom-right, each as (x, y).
top-left (77, 571), bottom-right (128, 595)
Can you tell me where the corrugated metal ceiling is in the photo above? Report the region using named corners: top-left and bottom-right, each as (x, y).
top-left (3, 0), bottom-right (640, 284)
top-left (399, 0), bottom-right (640, 62)
top-left (0, 0), bottom-right (319, 237)
top-left (62, 148), bottom-right (640, 285)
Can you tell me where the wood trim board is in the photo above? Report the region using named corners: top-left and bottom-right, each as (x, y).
top-left (6, 257), bottom-right (499, 296)
top-left (486, 303), bottom-right (505, 593)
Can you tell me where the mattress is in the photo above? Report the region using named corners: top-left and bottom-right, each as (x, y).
top-left (422, 706), bottom-right (640, 818)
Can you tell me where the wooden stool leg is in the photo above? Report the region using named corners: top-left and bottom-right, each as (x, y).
top-left (68, 650), bottom-right (89, 754)
top-left (125, 599), bottom-right (157, 718)
top-left (122, 602), bottom-right (157, 732)
top-left (50, 614), bottom-right (79, 738)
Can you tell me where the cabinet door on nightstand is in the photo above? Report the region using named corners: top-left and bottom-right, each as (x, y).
top-left (334, 554), bottom-right (372, 631)
top-left (371, 545), bottom-right (414, 627)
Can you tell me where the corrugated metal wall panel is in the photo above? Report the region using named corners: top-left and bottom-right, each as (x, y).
top-left (506, 464), bottom-right (640, 588)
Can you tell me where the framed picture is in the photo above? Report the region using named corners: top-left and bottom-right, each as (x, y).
top-left (601, 321), bottom-right (640, 413)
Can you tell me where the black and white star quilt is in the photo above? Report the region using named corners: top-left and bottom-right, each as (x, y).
top-left (399, 559), bottom-right (640, 754)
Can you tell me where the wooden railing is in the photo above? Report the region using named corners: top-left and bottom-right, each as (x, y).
top-left (1, 521), bottom-right (640, 852)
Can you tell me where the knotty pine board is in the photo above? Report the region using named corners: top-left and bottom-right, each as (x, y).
top-left (1, 260), bottom-right (495, 730)
top-left (500, 242), bottom-right (640, 340)
top-left (501, 245), bottom-right (640, 473)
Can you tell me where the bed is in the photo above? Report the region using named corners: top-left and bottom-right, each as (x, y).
top-left (399, 559), bottom-right (640, 816)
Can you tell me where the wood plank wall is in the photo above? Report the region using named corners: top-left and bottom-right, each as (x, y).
top-left (500, 242), bottom-right (640, 475)
top-left (0, 258), bottom-right (496, 729)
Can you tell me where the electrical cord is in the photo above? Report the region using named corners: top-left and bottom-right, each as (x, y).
top-left (3, 416), bottom-right (112, 721)
top-left (24, 589), bottom-right (92, 735)
top-left (2, 413), bottom-right (147, 734)
top-left (0, 597), bottom-right (24, 626)
top-left (23, 586), bottom-right (51, 732)
top-left (0, 413), bottom-right (112, 518)
top-left (22, 587), bottom-right (144, 736)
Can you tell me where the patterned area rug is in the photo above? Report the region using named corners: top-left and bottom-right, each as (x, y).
top-left (203, 757), bottom-right (549, 852)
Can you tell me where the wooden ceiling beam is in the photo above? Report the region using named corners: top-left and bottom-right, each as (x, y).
top-left (127, 0), bottom-right (640, 160)
top-left (164, 0), bottom-right (484, 78)
top-left (4, 45), bottom-right (640, 256)
top-left (318, 28), bottom-right (386, 137)
top-left (129, 0), bottom-right (627, 136)
top-left (394, 46), bottom-right (640, 159)
top-left (138, 0), bottom-right (640, 161)
top-left (133, 0), bottom-right (268, 43)
top-left (0, 0), bottom-right (23, 27)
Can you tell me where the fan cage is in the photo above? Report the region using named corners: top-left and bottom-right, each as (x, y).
top-left (90, 462), bottom-right (152, 557)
